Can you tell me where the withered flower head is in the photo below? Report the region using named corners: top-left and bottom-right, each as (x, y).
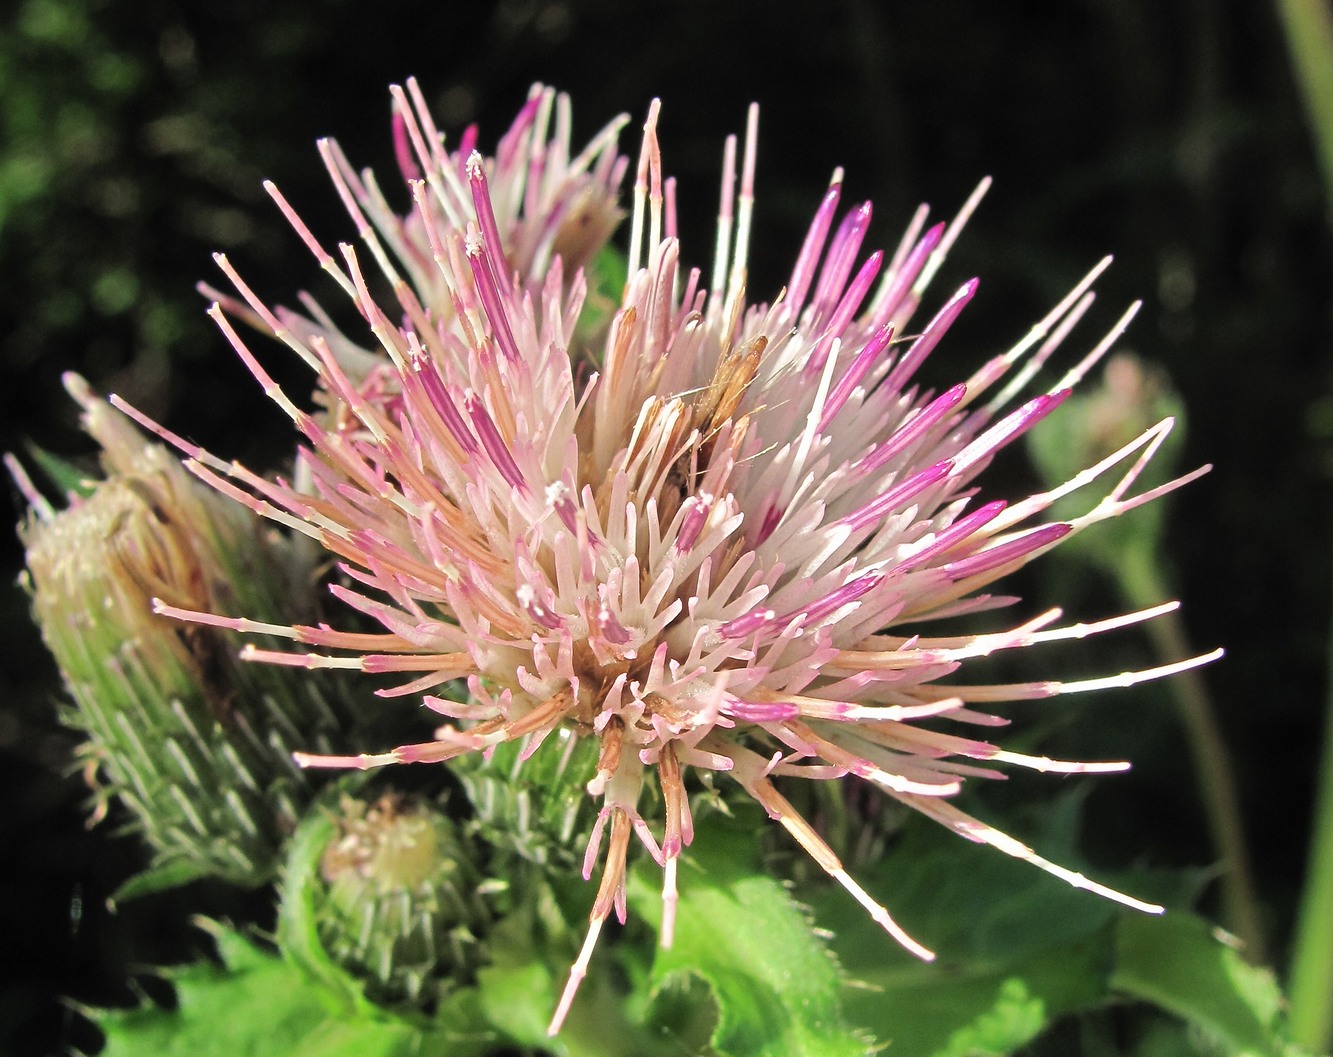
top-left (15, 376), bottom-right (349, 887)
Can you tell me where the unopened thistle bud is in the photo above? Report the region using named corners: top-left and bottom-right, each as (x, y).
top-left (288, 791), bottom-right (493, 1010)
top-left (15, 375), bottom-right (352, 890)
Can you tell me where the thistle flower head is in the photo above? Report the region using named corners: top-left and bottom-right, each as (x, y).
top-left (116, 81), bottom-right (1219, 1032)
top-left (12, 376), bottom-right (352, 888)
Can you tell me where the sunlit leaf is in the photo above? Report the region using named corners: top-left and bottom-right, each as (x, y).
top-left (629, 808), bottom-right (869, 1057)
top-left (98, 922), bottom-right (489, 1057)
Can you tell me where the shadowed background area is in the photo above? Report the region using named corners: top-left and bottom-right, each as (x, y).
top-left (1, 1), bottom-right (1327, 1053)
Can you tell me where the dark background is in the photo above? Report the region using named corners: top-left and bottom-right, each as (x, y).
top-left (2, 1), bottom-right (1328, 1054)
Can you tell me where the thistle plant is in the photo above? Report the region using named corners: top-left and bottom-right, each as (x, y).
top-left (13, 374), bottom-right (354, 891)
top-left (107, 80), bottom-right (1227, 1036)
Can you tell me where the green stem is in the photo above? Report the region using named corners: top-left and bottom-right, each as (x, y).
top-left (1286, 546), bottom-right (1333, 1053)
top-left (1274, 2), bottom-right (1333, 1048)
top-left (1275, 0), bottom-right (1333, 224)
top-left (1117, 547), bottom-right (1267, 966)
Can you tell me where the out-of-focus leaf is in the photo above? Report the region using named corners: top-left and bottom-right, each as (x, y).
top-left (474, 878), bottom-right (673, 1057)
top-left (836, 929), bottom-right (1110, 1057)
top-left (110, 859), bottom-right (209, 904)
top-left (812, 803), bottom-right (1122, 1055)
top-left (812, 805), bottom-right (1307, 1057)
top-left (1112, 911), bottom-right (1313, 1057)
top-left (575, 245), bottom-right (628, 355)
top-left (821, 801), bottom-right (1121, 971)
top-left (475, 908), bottom-right (561, 1050)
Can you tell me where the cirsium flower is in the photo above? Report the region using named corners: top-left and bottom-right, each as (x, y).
top-left (115, 81), bottom-right (1219, 1033)
top-left (11, 375), bottom-right (354, 889)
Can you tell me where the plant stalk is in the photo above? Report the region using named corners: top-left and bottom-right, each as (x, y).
top-left (1286, 546), bottom-right (1333, 1053)
top-left (1274, 1), bottom-right (1333, 1048)
top-left (1275, 0), bottom-right (1333, 223)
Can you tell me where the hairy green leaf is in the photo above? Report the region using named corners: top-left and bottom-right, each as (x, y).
top-left (629, 808), bottom-right (869, 1057)
top-left (97, 923), bottom-right (491, 1057)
